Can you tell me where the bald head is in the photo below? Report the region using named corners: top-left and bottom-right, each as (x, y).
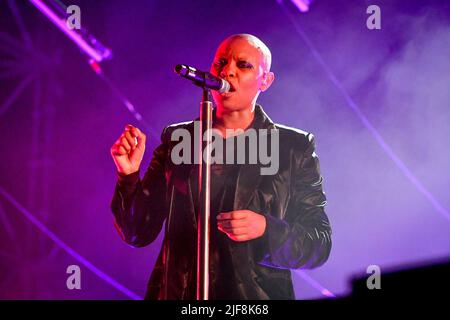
top-left (220, 34), bottom-right (272, 72)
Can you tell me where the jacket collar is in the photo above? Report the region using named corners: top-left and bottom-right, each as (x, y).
top-left (211, 104), bottom-right (276, 131)
top-left (251, 104), bottom-right (277, 130)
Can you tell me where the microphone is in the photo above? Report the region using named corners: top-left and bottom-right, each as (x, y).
top-left (174, 64), bottom-right (230, 93)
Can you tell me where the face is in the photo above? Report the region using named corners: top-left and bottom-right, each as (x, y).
top-left (210, 37), bottom-right (273, 113)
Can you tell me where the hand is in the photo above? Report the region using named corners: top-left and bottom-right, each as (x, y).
top-left (111, 124), bottom-right (146, 175)
top-left (217, 210), bottom-right (267, 242)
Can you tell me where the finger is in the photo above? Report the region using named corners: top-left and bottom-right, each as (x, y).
top-left (125, 124), bottom-right (145, 140)
top-left (135, 126), bottom-right (143, 135)
top-left (217, 219), bottom-right (248, 228)
top-left (217, 225), bottom-right (248, 239)
top-left (124, 131), bottom-right (137, 150)
top-left (120, 136), bottom-right (132, 152)
top-left (111, 143), bottom-right (127, 156)
top-left (229, 234), bottom-right (248, 242)
top-left (219, 226), bottom-right (247, 235)
top-left (112, 144), bottom-right (128, 156)
top-left (133, 127), bottom-right (146, 149)
top-left (129, 125), bottom-right (144, 139)
top-left (130, 126), bottom-right (140, 138)
top-left (217, 211), bottom-right (247, 221)
top-left (125, 124), bottom-right (138, 138)
top-left (118, 145), bottom-right (127, 155)
top-left (125, 124), bottom-right (135, 132)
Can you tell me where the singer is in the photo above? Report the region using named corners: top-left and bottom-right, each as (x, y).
top-left (110, 34), bottom-right (332, 299)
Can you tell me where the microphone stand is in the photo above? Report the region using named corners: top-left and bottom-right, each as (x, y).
top-left (196, 88), bottom-right (213, 300)
top-left (174, 65), bottom-right (229, 300)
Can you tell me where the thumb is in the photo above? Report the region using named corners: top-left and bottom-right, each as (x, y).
top-left (127, 125), bottom-right (146, 151)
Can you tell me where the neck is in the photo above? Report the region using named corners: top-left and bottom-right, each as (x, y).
top-left (214, 105), bottom-right (256, 137)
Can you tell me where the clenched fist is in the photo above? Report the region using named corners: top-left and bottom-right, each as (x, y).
top-left (111, 124), bottom-right (146, 175)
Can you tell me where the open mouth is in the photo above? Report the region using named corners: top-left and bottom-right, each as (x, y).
top-left (221, 88), bottom-right (235, 96)
top-left (219, 80), bottom-right (236, 96)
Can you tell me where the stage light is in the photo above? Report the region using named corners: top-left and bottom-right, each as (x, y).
top-left (290, 0), bottom-right (314, 12)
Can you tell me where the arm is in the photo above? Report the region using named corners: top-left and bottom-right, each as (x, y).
top-left (110, 127), bottom-right (169, 247)
top-left (258, 133), bottom-right (332, 269)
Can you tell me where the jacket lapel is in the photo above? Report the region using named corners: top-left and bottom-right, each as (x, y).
top-left (233, 163), bottom-right (264, 210)
top-left (188, 164), bottom-right (198, 226)
top-left (233, 104), bottom-right (277, 210)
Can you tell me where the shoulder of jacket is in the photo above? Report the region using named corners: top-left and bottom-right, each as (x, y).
top-left (274, 123), bottom-right (314, 142)
top-left (161, 120), bottom-right (195, 139)
top-left (272, 124), bottom-right (317, 157)
top-left (166, 120), bottom-right (194, 131)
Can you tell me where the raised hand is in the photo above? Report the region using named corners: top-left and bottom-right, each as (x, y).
top-left (110, 124), bottom-right (146, 175)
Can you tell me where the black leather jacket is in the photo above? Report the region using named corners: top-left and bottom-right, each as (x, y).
top-left (111, 105), bottom-right (332, 299)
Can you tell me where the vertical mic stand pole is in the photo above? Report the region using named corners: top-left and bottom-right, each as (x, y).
top-left (196, 88), bottom-right (213, 300)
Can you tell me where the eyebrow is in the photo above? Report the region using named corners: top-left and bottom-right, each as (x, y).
top-left (215, 56), bottom-right (255, 63)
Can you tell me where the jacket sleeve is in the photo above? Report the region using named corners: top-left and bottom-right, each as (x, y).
top-left (110, 127), bottom-right (169, 248)
top-left (258, 133), bottom-right (332, 269)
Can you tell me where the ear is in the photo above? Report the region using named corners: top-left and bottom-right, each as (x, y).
top-left (260, 71), bottom-right (275, 92)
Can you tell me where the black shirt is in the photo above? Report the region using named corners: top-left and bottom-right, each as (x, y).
top-left (209, 135), bottom-right (241, 299)
top-left (186, 115), bottom-right (271, 299)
